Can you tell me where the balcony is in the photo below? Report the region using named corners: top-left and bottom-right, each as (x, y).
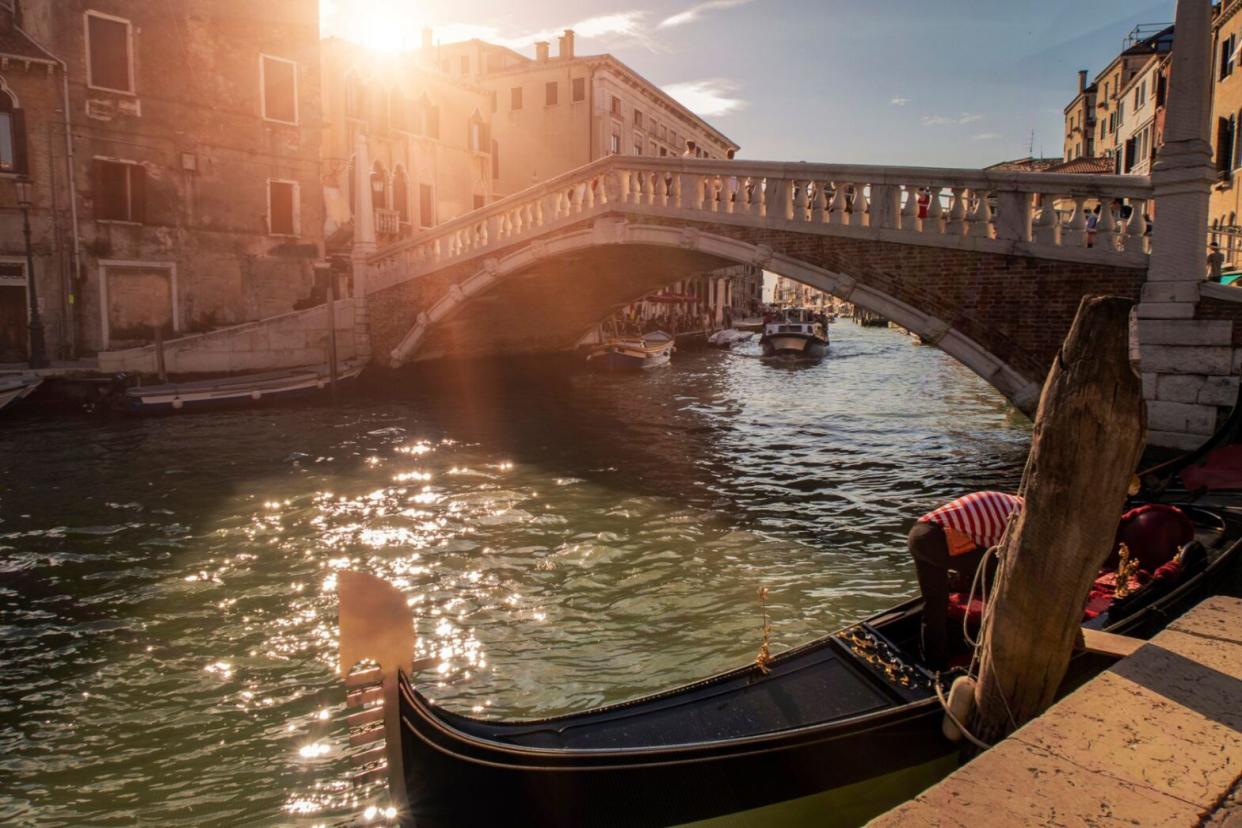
top-left (375, 208), bottom-right (401, 236)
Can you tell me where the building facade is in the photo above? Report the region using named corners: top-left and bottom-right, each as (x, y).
top-left (1116, 54), bottom-right (1165, 175)
top-left (321, 36), bottom-right (494, 259)
top-left (1088, 25), bottom-right (1173, 166)
top-left (434, 31), bottom-right (739, 199)
top-left (1210, 0), bottom-right (1242, 259)
top-left (1063, 70), bottom-right (1097, 162)
top-left (7, 0), bottom-right (324, 358)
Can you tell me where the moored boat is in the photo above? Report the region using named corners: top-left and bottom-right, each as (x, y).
top-left (336, 406), bottom-right (1242, 826)
top-left (707, 328), bottom-right (753, 349)
top-left (760, 308), bottom-right (829, 360)
top-left (0, 373), bottom-right (42, 412)
top-left (587, 331), bottom-right (675, 370)
top-left (124, 362), bottom-right (363, 414)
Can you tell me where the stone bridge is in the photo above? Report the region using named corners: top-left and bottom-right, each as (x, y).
top-left (360, 155), bottom-right (1156, 416)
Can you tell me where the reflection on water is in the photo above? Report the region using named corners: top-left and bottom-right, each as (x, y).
top-left (0, 323), bottom-right (1028, 825)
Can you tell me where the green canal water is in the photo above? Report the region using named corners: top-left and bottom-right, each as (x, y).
top-left (0, 323), bottom-right (1030, 826)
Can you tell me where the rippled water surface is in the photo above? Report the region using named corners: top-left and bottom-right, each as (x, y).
top-left (0, 323), bottom-right (1030, 825)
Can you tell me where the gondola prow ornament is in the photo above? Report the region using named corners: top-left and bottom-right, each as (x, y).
top-left (338, 571), bottom-right (418, 815)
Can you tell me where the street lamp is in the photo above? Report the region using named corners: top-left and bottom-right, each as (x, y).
top-left (15, 176), bottom-right (48, 368)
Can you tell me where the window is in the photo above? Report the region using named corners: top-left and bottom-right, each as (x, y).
top-left (649, 140), bottom-right (657, 156)
top-left (1236, 109), bottom-right (1242, 169)
top-left (268, 180), bottom-right (298, 235)
top-left (1222, 34), bottom-right (1237, 80)
top-left (572, 77), bottom-right (585, 102)
top-left (261, 55), bottom-right (298, 124)
top-left (659, 124), bottom-right (667, 141)
top-left (370, 163), bottom-right (387, 210)
top-left (491, 139), bottom-right (499, 179)
top-left (633, 110), bottom-right (643, 128)
top-left (86, 12), bottom-right (133, 93)
top-left (1217, 115), bottom-right (1236, 174)
top-left (427, 104), bottom-right (440, 139)
top-left (460, 55), bottom-right (469, 75)
top-left (468, 115), bottom-right (486, 152)
top-left (659, 146), bottom-right (668, 157)
top-left (346, 75), bottom-right (367, 121)
top-left (545, 81), bottom-right (558, 106)
top-left (609, 132), bottom-right (620, 154)
top-left (418, 184), bottom-right (433, 228)
top-left (610, 95), bottom-right (621, 116)
top-left (393, 166), bottom-right (409, 223)
top-left (0, 89), bottom-right (26, 174)
top-left (633, 138), bottom-right (642, 155)
top-left (510, 86), bottom-right (523, 110)
top-left (473, 194), bottom-right (485, 210)
top-left (93, 159), bottom-right (144, 222)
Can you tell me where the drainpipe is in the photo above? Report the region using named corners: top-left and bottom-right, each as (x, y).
top-left (59, 63), bottom-right (81, 358)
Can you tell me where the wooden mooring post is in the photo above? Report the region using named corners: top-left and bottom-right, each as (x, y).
top-left (969, 296), bottom-right (1146, 746)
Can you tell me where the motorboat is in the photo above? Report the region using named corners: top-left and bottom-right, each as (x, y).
top-left (587, 331), bottom-right (675, 370)
top-left (760, 308), bottom-right (829, 360)
top-left (124, 362), bottom-right (363, 414)
top-left (0, 373), bottom-right (41, 412)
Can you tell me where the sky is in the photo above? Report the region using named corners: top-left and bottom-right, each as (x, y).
top-left (321, 0), bottom-right (1178, 167)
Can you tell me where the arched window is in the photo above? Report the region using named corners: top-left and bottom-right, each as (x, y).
top-left (468, 110), bottom-right (485, 152)
top-left (0, 85), bottom-right (26, 174)
top-left (371, 161), bottom-right (387, 210)
top-left (393, 166), bottom-right (409, 224)
top-left (419, 94), bottom-right (439, 139)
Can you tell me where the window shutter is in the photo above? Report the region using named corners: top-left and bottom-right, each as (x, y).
top-left (11, 108), bottom-right (27, 174)
top-left (130, 164), bottom-right (146, 223)
top-left (92, 158), bottom-right (108, 219)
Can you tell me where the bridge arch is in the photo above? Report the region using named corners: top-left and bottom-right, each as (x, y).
top-left (379, 220), bottom-right (1046, 412)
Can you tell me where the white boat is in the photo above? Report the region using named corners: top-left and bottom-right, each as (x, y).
top-left (707, 328), bottom-right (754, 349)
top-left (0, 373), bottom-right (41, 412)
top-left (587, 331), bottom-right (675, 370)
top-left (124, 363), bottom-right (364, 414)
top-left (760, 308), bottom-right (830, 360)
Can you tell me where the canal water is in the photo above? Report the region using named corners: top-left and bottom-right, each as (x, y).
top-left (0, 322), bottom-right (1029, 826)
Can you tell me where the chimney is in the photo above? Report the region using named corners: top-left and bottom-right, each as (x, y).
top-left (421, 27), bottom-right (433, 51)
top-left (558, 29), bottom-right (575, 60)
top-left (1078, 69), bottom-right (1088, 93)
top-left (535, 41), bottom-right (549, 62)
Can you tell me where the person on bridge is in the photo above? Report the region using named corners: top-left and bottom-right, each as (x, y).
top-left (907, 491), bottom-right (1023, 669)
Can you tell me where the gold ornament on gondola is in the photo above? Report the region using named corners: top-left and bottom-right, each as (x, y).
top-left (1114, 542), bottom-right (1139, 599)
top-left (755, 586), bottom-right (773, 675)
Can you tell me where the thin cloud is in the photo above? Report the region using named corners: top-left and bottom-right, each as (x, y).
top-left (890, 97), bottom-right (911, 107)
top-left (922, 112), bottom-right (985, 126)
top-left (660, 0), bottom-right (753, 28)
top-left (662, 79), bottom-right (747, 117)
top-left (971, 132), bottom-right (1002, 141)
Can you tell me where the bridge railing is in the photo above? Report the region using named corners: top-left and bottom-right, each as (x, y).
top-left (367, 156), bottom-right (1153, 292)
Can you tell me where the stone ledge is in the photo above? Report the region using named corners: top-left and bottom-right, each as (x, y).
top-left (867, 596), bottom-right (1242, 828)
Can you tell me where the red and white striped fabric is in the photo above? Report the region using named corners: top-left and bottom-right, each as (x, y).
top-left (918, 491), bottom-right (1023, 552)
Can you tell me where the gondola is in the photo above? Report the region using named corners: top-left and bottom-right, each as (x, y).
top-left (337, 416), bottom-right (1242, 828)
top-left (123, 362), bottom-right (363, 414)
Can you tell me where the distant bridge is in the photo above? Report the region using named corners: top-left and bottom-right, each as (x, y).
top-left (362, 156), bottom-right (1155, 415)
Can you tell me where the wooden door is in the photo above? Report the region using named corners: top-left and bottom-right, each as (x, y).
top-left (0, 284), bottom-right (27, 361)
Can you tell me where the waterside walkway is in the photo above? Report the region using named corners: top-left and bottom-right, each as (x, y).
top-left (868, 596), bottom-right (1242, 827)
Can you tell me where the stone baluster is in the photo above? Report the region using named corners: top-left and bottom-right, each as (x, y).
top-left (828, 183), bottom-right (848, 225)
top-left (848, 184), bottom-right (867, 227)
top-left (966, 189), bottom-right (991, 238)
top-left (677, 173), bottom-right (699, 210)
top-left (809, 181), bottom-right (825, 224)
top-left (946, 186), bottom-right (967, 235)
top-left (1124, 199), bottom-right (1147, 254)
top-left (1096, 198), bottom-right (1119, 252)
top-left (1062, 197), bottom-right (1087, 248)
top-left (1031, 193), bottom-right (1058, 246)
top-left (764, 177), bottom-right (788, 220)
top-left (922, 185), bottom-right (944, 235)
top-left (900, 185), bottom-right (920, 232)
top-left (792, 180), bottom-right (809, 223)
top-left (867, 183), bottom-right (896, 229)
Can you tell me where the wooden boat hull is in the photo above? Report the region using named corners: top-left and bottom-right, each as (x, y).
top-left (124, 364), bottom-right (362, 414)
top-left (589, 338), bottom-right (675, 370)
top-left (0, 375), bottom-right (41, 412)
top-left (361, 504), bottom-right (1241, 827)
top-left (760, 333), bottom-right (828, 360)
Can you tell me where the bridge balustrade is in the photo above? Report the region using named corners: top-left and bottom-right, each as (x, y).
top-left (366, 157), bottom-right (1154, 295)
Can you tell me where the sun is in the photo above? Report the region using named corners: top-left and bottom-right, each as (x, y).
top-left (321, 0), bottom-right (432, 54)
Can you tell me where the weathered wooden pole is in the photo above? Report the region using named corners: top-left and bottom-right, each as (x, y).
top-left (970, 295), bottom-right (1146, 745)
